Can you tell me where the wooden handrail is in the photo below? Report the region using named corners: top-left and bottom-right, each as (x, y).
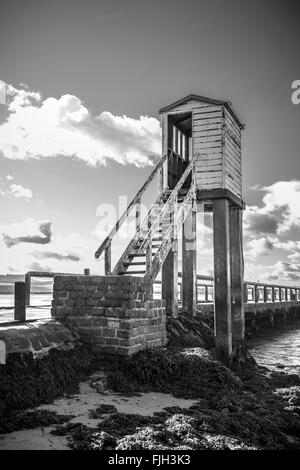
top-left (95, 153), bottom-right (167, 260)
top-left (139, 156), bottom-right (197, 254)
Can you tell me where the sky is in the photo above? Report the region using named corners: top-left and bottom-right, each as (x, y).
top-left (0, 0), bottom-right (300, 285)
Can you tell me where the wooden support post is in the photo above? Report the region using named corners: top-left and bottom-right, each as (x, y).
top-left (25, 273), bottom-right (31, 307)
top-left (229, 207), bottom-right (245, 345)
top-left (162, 199), bottom-right (178, 318)
top-left (213, 198), bottom-right (232, 363)
top-left (182, 208), bottom-right (197, 316)
top-left (162, 242), bottom-right (178, 317)
top-left (105, 244), bottom-right (111, 275)
top-left (14, 281), bottom-right (26, 322)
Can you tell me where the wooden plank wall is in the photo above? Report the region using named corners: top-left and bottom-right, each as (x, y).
top-left (223, 107), bottom-right (242, 197)
top-left (161, 100), bottom-right (242, 197)
top-left (192, 105), bottom-right (224, 190)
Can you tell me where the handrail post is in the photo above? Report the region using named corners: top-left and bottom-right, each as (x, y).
top-left (105, 244), bottom-right (111, 275)
top-left (14, 281), bottom-right (26, 322)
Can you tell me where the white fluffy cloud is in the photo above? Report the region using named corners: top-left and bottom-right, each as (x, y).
top-left (0, 219), bottom-right (101, 274)
top-left (244, 237), bottom-right (274, 259)
top-left (245, 181), bottom-right (300, 235)
top-left (0, 218), bottom-right (52, 247)
top-left (0, 83), bottom-right (161, 168)
top-left (7, 184), bottom-right (32, 200)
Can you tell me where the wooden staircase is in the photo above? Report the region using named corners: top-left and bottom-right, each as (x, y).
top-left (95, 151), bottom-right (196, 283)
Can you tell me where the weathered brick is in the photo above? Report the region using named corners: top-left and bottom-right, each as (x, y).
top-left (73, 285), bottom-right (85, 291)
top-left (69, 291), bottom-right (80, 299)
top-left (102, 327), bottom-right (116, 337)
top-left (92, 336), bottom-right (105, 345)
top-left (105, 337), bottom-right (120, 346)
top-left (93, 318), bottom-right (107, 327)
top-left (117, 330), bottom-right (130, 339)
top-left (105, 307), bottom-right (118, 318)
top-left (107, 320), bottom-right (120, 329)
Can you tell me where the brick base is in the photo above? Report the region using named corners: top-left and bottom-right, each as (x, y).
top-left (51, 275), bottom-right (167, 356)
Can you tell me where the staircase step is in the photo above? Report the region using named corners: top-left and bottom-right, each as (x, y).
top-left (128, 253), bottom-right (146, 257)
top-left (123, 261), bottom-right (145, 266)
top-left (120, 270), bottom-right (145, 275)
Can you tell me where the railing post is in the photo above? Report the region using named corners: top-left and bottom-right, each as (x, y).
top-left (263, 285), bottom-right (268, 303)
top-left (254, 285), bottom-right (259, 303)
top-left (25, 273), bottom-right (31, 307)
top-left (205, 285), bottom-right (208, 303)
top-left (14, 281), bottom-right (26, 322)
top-left (105, 244), bottom-right (111, 275)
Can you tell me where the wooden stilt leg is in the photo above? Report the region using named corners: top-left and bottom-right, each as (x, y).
top-left (162, 241), bottom-right (178, 318)
top-left (182, 209), bottom-right (197, 316)
top-left (213, 198), bottom-right (232, 364)
top-left (229, 207), bottom-right (245, 347)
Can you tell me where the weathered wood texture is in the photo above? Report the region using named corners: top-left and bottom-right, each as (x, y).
top-left (14, 281), bottom-right (26, 322)
top-left (229, 207), bottom-right (245, 344)
top-left (162, 241), bottom-right (178, 317)
top-left (193, 105), bottom-right (224, 190)
top-left (223, 107), bottom-right (242, 197)
top-left (213, 198), bottom-right (232, 363)
top-left (161, 97), bottom-right (242, 197)
top-left (182, 208), bottom-right (197, 316)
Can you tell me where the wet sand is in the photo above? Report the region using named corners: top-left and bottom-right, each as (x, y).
top-left (0, 380), bottom-right (195, 450)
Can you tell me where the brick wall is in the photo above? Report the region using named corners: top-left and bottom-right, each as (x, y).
top-left (51, 275), bottom-right (167, 356)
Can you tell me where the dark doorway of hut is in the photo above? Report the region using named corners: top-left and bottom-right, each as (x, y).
top-left (167, 112), bottom-right (192, 190)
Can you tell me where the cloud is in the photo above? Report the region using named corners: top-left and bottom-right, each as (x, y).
top-left (0, 83), bottom-right (161, 168)
top-left (7, 183), bottom-right (32, 201)
top-left (265, 261), bottom-right (300, 282)
top-left (1, 219), bottom-right (52, 247)
top-left (29, 261), bottom-right (53, 272)
top-left (245, 181), bottom-right (300, 235)
top-left (244, 237), bottom-right (274, 258)
top-left (32, 250), bottom-right (80, 262)
top-left (6, 175), bottom-right (14, 180)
